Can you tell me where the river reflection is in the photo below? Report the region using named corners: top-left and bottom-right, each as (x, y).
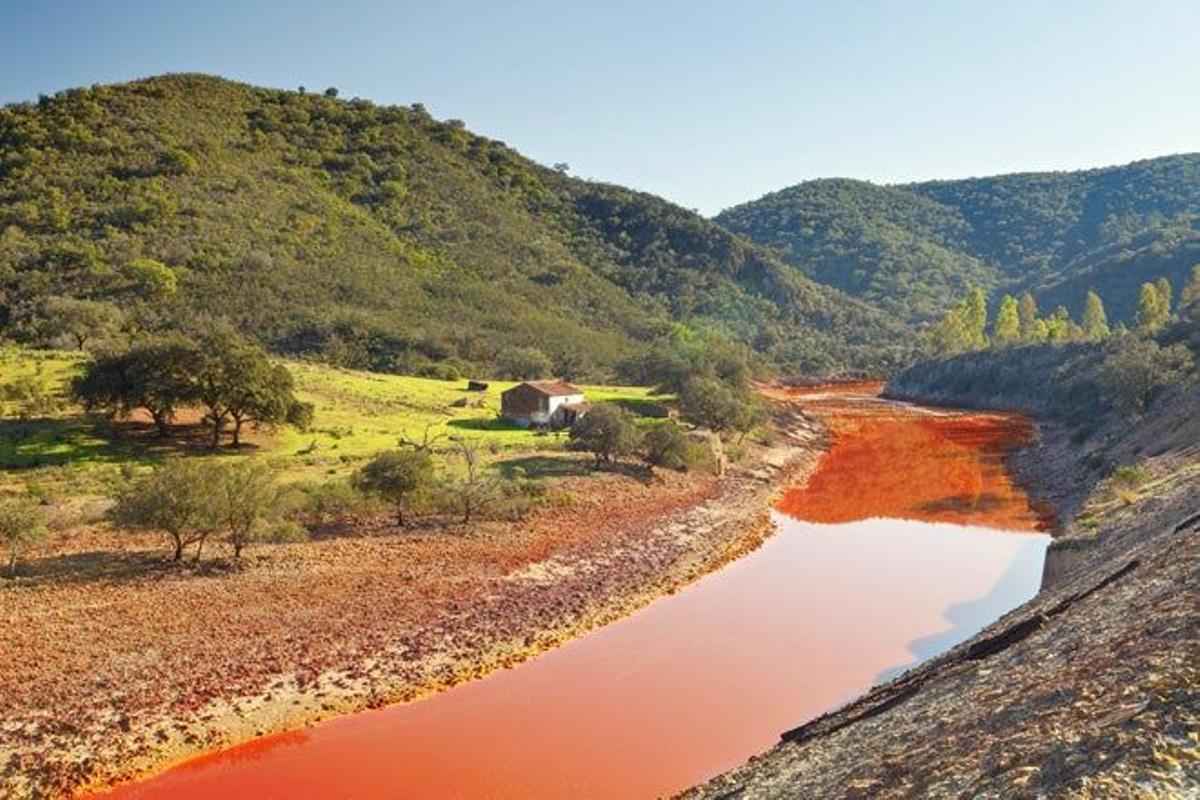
top-left (95, 393), bottom-right (1050, 800)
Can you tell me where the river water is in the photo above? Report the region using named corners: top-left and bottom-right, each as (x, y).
top-left (96, 389), bottom-right (1052, 799)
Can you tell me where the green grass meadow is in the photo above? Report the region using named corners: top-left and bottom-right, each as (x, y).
top-left (0, 347), bottom-right (667, 496)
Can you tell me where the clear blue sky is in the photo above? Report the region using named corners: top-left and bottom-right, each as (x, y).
top-left (2, 0), bottom-right (1197, 214)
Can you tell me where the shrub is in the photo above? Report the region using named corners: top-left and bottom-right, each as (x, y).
top-left (1097, 337), bottom-right (1193, 414)
top-left (642, 420), bottom-right (705, 472)
top-left (677, 375), bottom-right (766, 437)
top-left (286, 400), bottom-right (316, 432)
top-left (216, 460), bottom-right (290, 558)
top-left (0, 495), bottom-right (49, 577)
top-left (1109, 464), bottom-right (1152, 505)
top-left (122, 257), bottom-right (177, 296)
top-left (352, 449), bottom-right (435, 526)
top-left (416, 362), bottom-right (462, 381)
top-left (297, 479), bottom-right (376, 524)
top-left (568, 403), bottom-right (640, 466)
top-left (112, 458), bottom-right (222, 561)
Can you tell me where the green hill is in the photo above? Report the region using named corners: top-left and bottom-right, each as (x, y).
top-left (717, 155), bottom-right (1200, 323)
top-left (0, 74), bottom-right (907, 378)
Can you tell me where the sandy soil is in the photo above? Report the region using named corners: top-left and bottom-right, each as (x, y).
top-left (0, 405), bottom-right (822, 799)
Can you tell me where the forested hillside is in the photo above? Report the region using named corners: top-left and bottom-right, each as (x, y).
top-left (717, 155), bottom-right (1200, 324)
top-left (0, 74), bottom-right (907, 379)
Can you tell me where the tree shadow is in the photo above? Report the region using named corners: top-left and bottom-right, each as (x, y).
top-left (7, 548), bottom-right (238, 589)
top-left (495, 454), bottom-right (593, 479)
top-left (494, 454), bottom-right (651, 482)
top-left (0, 415), bottom-right (261, 471)
top-left (447, 417), bottom-right (524, 433)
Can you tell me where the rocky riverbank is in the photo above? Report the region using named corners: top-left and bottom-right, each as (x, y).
top-left (689, 374), bottom-right (1198, 798)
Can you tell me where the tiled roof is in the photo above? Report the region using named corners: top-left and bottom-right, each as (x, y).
top-left (512, 380), bottom-right (582, 396)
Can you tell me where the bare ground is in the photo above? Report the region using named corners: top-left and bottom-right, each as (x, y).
top-left (0, 406), bottom-right (823, 799)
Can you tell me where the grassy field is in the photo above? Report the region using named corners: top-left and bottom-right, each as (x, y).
top-left (0, 347), bottom-right (668, 496)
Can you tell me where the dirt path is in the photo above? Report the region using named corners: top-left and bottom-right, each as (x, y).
top-left (1, 405), bottom-right (823, 799)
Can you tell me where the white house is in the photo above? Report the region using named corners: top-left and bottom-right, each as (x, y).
top-left (499, 381), bottom-right (589, 428)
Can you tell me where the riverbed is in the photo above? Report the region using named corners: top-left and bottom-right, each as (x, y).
top-left (94, 390), bottom-right (1052, 799)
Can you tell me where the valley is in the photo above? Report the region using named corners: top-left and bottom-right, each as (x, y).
top-left (1, 69), bottom-right (1197, 800)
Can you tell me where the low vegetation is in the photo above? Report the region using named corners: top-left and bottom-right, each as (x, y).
top-left (0, 493), bottom-right (47, 576)
top-left (352, 449), bottom-right (434, 527)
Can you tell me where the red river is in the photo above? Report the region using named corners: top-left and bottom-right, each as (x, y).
top-left (93, 387), bottom-right (1051, 799)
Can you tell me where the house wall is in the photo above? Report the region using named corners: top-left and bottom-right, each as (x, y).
top-left (546, 394), bottom-right (584, 423)
top-left (500, 390), bottom-right (584, 427)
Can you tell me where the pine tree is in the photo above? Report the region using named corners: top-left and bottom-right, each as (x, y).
top-left (1180, 265), bottom-right (1200, 321)
top-left (1017, 292), bottom-right (1041, 342)
top-left (1155, 277), bottom-right (1174, 315)
top-left (1081, 290), bottom-right (1110, 341)
top-left (991, 294), bottom-right (1020, 347)
top-left (964, 287), bottom-right (989, 349)
top-left (1136, 282), bottom-right (1170, 332)
top-left (1045, 306), bottom-right (1076, 341)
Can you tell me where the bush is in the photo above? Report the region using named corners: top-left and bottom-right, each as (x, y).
top-left (568, 403), bottom-right (640, 466)
top-left (677, 375), bottom-right (766, 436)
top-left (642, 420), bottom-right (705, 472)
top-left (112, 458), bottom-right (222, 561)
top-left (352, 449), bottom-right (435, 526)
top-left (296, 479), bottom-right (376, 524)
top-left (286, 400), bottom-right (316, 431)
top-left (1097, 336), bottom-right (1193, 414)
top-left (0, 495), bottom-right (49, 576)
top-left (415, 362), bottom-right (462, 381)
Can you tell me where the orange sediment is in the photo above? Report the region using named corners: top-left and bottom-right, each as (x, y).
top-left (769, 383), bottom-right (1051, 531)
